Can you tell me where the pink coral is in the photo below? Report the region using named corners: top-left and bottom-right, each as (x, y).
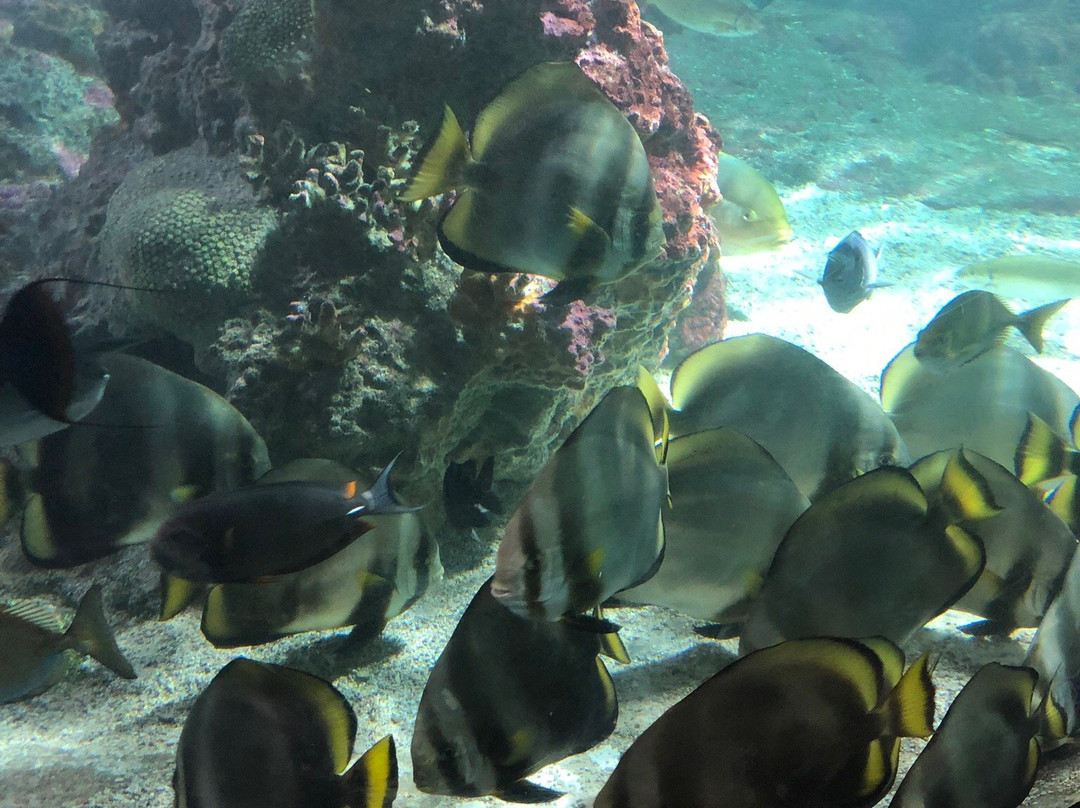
top-left (561, 299), bottom-right (617, 376)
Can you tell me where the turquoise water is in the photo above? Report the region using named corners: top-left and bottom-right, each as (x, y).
top-left (2, 0), bottom-right (1080, 806)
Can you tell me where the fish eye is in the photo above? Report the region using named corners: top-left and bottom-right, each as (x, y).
top-left (743, 209), bottom-right (760, 223)
top-left (877, 452), bottom-right (896, 468)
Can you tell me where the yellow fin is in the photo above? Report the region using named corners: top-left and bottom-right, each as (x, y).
top-left (858, 637), bottom-right (905, 689)
top-left (400, 105), bottom-right (471, 202)
top-left (636, 366), bottom-right (671, 463)
top-left (594, 607), bottom-right (631, 664)
top-left (586, 547), bottom-right (606, 579)
top-left (940, 448), bottom-right (1002, 522)
top-left (1047, 475), bottom-right (1079, 531)
top-left (857, 737), bottom-right (899, 800)
top-left (343, 735), bottom-right (398, 808)
top-left (881, 652), bottom-right (935, 739)
top-left (1017, 413), bottom-right (1072, 485)
top-left (19, 493), bottom-right (57, 564)
top-left (505, 727), bottom-right (534, 766)
top-left (159, 574), bottom-right (202, 621)
top-left (170, 484), bottom-right (201, 504)
top-left (944, 525), bottom-right (986, 585)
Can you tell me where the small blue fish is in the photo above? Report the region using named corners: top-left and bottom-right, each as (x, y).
top-left (819, 231), bottom-right (885, 313)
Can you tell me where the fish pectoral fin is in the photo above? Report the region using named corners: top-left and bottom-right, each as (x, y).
top-left (343, 735), bottom-right (398, 808)
top-left (495, 780), bottom-right (564, 804)
top-left (539, 276), bottom-right (596, 306)
top-left (564, 206), bottom-right (611, 277)
top-left (881, 652), bottom-right (935, 739)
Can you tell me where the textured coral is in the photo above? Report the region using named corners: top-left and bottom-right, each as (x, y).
top-left (98, 145), bottom-right (278, 344)
top-left (220, 0), bottom-right (315, 86)
top-left (7, 0), bottom-right (724, 524)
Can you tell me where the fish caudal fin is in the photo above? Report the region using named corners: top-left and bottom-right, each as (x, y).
top-left (1016, 412), bottom-right (1077, 485)
top-left (352, 454), bottom-right (422, 517)
top-left (399, 106), bottom-right (470, 202)
top-left (159, 573), bottom-right (204, 621)
top-left (1016, 299), bottom-right (1070, 353)
top-left (880, 652), bottom-right (935, 739)
top-left (64, 584), bottom-right (136, 680)
top-left (342, 735), bottom-right (398, 808)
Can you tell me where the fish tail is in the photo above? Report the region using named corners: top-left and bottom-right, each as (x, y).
top-left (352, 454), bottom-right (422, 517)
top-left (399, 106), bottom-right (471, 202)
top-left (342, 735), bottom-right (398, 808)
top-left (879, 652), bottom-right (935, 738)
top-left (64, 584), bottom-right (136, 680)
top-left (1016, 299), bottom-right (1069, 353)
top-left (1015, 413), bottom-right (1077, 485)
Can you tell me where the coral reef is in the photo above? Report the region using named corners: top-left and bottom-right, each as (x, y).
top-left (5, 0), bottom-right (723, 527)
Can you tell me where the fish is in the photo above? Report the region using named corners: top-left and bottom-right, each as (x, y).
top-left (708, 153), bottom-right (792, 253)
top-left (17, 352), bottom-right (270, 567)
top-left (819, 230), bottom-right (884, 313)
top-left (1024, 519), bottom-right (1080, 749)
top-left (881, 343), bottom-right (1079, 471)
top-left (594, 636), bottom-right (935, 808)
top-left (891, 662), bottom-right (1041, 808)
top-left (400, 61), bottom-right (665, 300)
top-left (644, 0), bottom-right (765, 37)
top-left (183, 458), bottom-right (443, 647)
top-left (152, 456), bottom-right (419, 584)
top-left (910, 448), bottom-right (1076, 636)
top-left (616, 427), bottom-right (810, 628)
top-left (173, 657), bottom-right (397, 808)
top-left (411, 577), bottom-right (621, 803)
top-left (0, 279), bottom-right (112, 447)
top-left (1014, 409), bottom-right (1080, 486)
top-left (0, 583), bottom-right (136, 703)
top-left (914, 289), bottom-right (1068, 365)
top-left (489, 385), bottom-right (668, 624)
top-left (669, 334), bottom-right (906, 501)
top-left (442, 455), bottom-right (501, 530)
top-left (958, 255), bottom-right (1080, 300)
top-left (740, 454), bottom-right (994, 653)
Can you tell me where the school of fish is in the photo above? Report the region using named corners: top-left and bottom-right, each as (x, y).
top-left (3, 56), bottom-right (1080, 808)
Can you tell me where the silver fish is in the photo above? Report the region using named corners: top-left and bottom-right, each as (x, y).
top-left (819, 230), bottom-right (884, 313)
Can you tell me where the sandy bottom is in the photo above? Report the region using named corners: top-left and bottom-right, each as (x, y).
top-left (3, 1), bottom-right (1080, 806)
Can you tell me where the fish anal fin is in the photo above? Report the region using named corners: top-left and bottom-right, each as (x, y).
top-left (881, 652), bottom-right (935, 739)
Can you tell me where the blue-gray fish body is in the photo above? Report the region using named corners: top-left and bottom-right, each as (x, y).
top-left (819, 230), bottom-right (880, 313)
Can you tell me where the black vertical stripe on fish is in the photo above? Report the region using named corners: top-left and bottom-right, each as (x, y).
top-left (519, 509), bottom-right (546, 621)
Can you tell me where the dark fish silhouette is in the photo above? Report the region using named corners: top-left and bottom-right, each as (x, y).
top-left (819, 230), bottom-right (884, 313)
top-left (442, 456), bottom-right (501, 530)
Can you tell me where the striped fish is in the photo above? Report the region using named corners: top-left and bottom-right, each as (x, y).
top-left (401, 62), bottom-right (665, 299)
top-left (490, 385), bottom-right (667, 624)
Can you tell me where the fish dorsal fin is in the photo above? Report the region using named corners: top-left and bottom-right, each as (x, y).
top-left (943, 525), bottom-right (986, 585)
top-left (879, 343), bottom-right (919, 413)
top-left (858, 636), bottom-right (905, 690)
top-left (880, 652), bottom-right (935, 739)
top-left (635, 366), bottom-right (671, 462)
top-left (400, 105), bottom-right (471, 202)
top-left (1016, 412), bottom-right (1072, 485)
top-left (342, 735), bottom-right (398, 808)
top-left (159, 574), bottom-right (203, 621)
top-left (939, 448), bottom-right (1002, 523)
top-left (471, 62), bottom-right (604, 158)
top-left (0, 598), bottom-right (62, 633)
top-left (907, 450), bottom-right (950, 494)
top-left (776, 638), bottom-right (882, 710)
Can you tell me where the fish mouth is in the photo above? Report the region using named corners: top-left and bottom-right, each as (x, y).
top-left (489, 579), bottom-right (512, 599)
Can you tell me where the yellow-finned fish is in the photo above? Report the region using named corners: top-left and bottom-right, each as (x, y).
top-left (173, 658), bottom-right (397, 808)
top-left (708, 153), bottom-right (792, 253)
top-left (18, 352), bottom-right (270, 568)
top-left (412, 578), bottom-right (622, 803)
top-left (595, 637), bottom-right (935, 808)
top-left (180, 458), bottom-right (442, 648)
top-left (644, 0), bottom-right (765, 37)
top-left (740, 454), bottom-right (995, 653)
top-left (914, 289), bottom-right (1068, 365)
top-left (401, 62), bottom-right (665, 300)
top-left (0, 584), bottom-right (135, 703)
top-left (1015, 408), bottom-right (1080, 487)
top-left (670, 334), bottom-right (905, 501)
top-left (881, 343), bottom-right (1079, 471)
top-left (490, 385), bottom-right (668, 625)
top-left (891, 663), bottom-right (1041, 808)
top-left (616, 427), bottom-right (809, 629)
top-left (958, 255), bottom-right (1080, 300)
top-left (910, 448), bottom-right (1076, 636)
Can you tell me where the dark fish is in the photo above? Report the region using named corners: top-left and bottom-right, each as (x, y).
top-left (891, 663), bottom-right (1041, 808)
top-left (400, 62), bottom-right (665, 299)
top-left (910, 448), bottom-right (1076, 636)
top-left (0, 584), bottom-right (135, 703)
top-left (819, 230), bottom-right (884, 313)
top-left (443, 456), bottom-right (501, 530)
top-left (914, 290), bottom-right (1068, 365)
top-left (740, 455), bottom-right (994, 653)
top-left (595, 637), bottom-right (935, 808)
top-left (881, 343), bottom-right (1078, 471)
top-left (181, 458), bottom-right (443, 647)
top-left (173, 658), bottom-right (397, 808)
top-left (670, 334), bottom-right (906, 501)
top-left (490, 386), bottom-right (667, 623)
top-left (617, 427), bottom-right (809, 627)
top-left (18, 352), bottom-right (270, 567)
top-left (411, 578), bottom-right (621, 802)
top-left (152, 457), bottom-right (419, 584)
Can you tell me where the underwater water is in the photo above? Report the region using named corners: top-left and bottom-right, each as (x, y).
top-left (2, 0), bottom-right (1080, 806)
